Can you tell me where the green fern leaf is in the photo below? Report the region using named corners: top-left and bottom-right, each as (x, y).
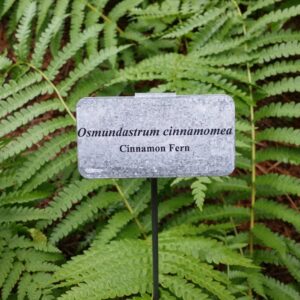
top-left (263, 276), bottom-right (300, 300)
top-left (21, 149), bottom-right (77, 192)
top-left (256, 127), bottom-right (300, 146)
top-left (0, 99), bottom-right (63, 138)
top-left (31, 15), bottom-right (65, 68)
top-left (256, 146), bottom-right (300, 165)
top-left (244, 0), bottom-right (282, 17)
top-left (257, 42), bottom-right (300, 64)
top-left (163, 7), bottom-right (225, 38)
top-left (35, 0), bottom-right (53, 33)
top-left (252, 223), bottom-right (287, 255)
top-left (70, 0), bottom-right (86, 43)
top-left (45, 24), bottom-right (103, 80)
top-left (262, 76), bottom-right (300, 97)
top-left (16, 131), bottom-right (76, 186)
top-left (160, 274), bottom-right (209, 300)
top-left (255, 102), bottom-right (300, 121)
top-left (59, 45), bottom-right (129, 95)
top-left (256, 199), bottom-right (300, 232)
top-left (0, 81), bottom-right (51, 119)
top-left (257, 174), bottom-right (300, 197)
top-left (93, 210), bottom-right (132, 245)
top-left (49, 192), bottom-right (121, 243)
top-left (0, 55), bottom-right (12, 71)
top-left (249, 4), bottom-right (300, 34)
top-left (42, 178), bottom-right (113, 226)
top-left (191, 177), bottom-right (211, 211)
top-left (254, 60), bottom-right (300, 81)
top-left (1, 261), bottom-right (24, 300)
top-left (0, 0), bottom-right (17, 17)
top-left (0, 206), bottom-right (49, 223)
top-left (249, 30), bottom-right (300, 51)
top-left (0, 252), bottom-right (14, 288)
top-left (0, 72), bottom-right (42, 101)
top-left (14, 1), bottom-right (36, 60)
top-left (0, 116), bottom-right (74, 163)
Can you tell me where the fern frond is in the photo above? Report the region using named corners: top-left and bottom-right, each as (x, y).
top-left (0, 55), bottom-right (12, 71)
top-left (1, 261), bottom-right (24, 300)
top-left (67, 69), bottom-right (116, 110)
top-left (263, 276), bottom-right (300, 300)
top-left (17, 272), bottom-right (31, 300)
top-left (0, 252), bottom-right (14, 288)
top-left (0, 116), bottom-right (74, 163)
top-left (256, 127), bottom-right (300, 146)
top-left (163, 7), bottom-right (226, 39)
top-left (21, 149), bottom-right (77, 192)
top-left (254, 60), bottom-right (300, 81)
top-left (31, 15), bottom-right (65, 68)
top-left (0, 190), bottom-right (49, 206)
top-left (262, 76), bottom-right (300, 96)
top-left (70, 0), bottom-right (85, 43)
top-left (256, 199), bottom-right (300, 232)
top-left (244, 0), bottom-right (282, 17)
top-left (0, 81), bottom-right (52, 119)
top-left (49, 192), bottom-right (121, 244)
top-left (161, 254), bottom-right (235, 300)
top-left (16, 131), bottom-right (76, 186)
top-left (252, 223), bottom-right (286, 255)
top-left (93, 210), bottom-right (132, 245)
top-left (43, 178), bottom-right (113, 226)
top-left (255, 102), bottom-right (300, 121)
top-left (256, 146), bottom-right (300, 165)
top-left (104, 0), bottom-right (142, 67)
top-left (45, 24), bottom-right (103, 80)
top-left (257, 42), bottom-right (300, 64)
top-left (248, 4), bottom-right (300, 34)
top-left (169, 205), bottom-right (249, 227)
top-left (160, 235), bottom-right (253, 267)
top-left (191, 177), bottom-right (211, 210)
top-left (189, 15), bottom-right (229, 50)
top-left (0, 206), bottom-right (49, 223)
top-left (0, 99), bottom-right (63, 138)
top-left (14, 1), bottom-right (36, 60)
top-left (132, 0), bottom-right (182, 19)
top-left (0, 0), bottom-right (17, 18)
top-left (257, 174), bottom-right (300, 197)
top-left (0, 72), bottom-right (42, 101)
top-left (59, 45), bottom-right (129, 95)
top-left (160, 274), bottom-right (209, 300)
top-left (35, 0), bottom-right (52, 33)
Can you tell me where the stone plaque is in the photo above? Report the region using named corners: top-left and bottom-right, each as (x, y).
top-left (76, 93), bottom-right (235, 178)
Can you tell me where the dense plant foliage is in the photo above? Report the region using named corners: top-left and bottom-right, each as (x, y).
top-left (0, 0), bottom-right (300, 299)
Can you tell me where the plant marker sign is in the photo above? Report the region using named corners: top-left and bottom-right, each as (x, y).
top-left (76, 93), bottom-right (235, 178)
top-left (76, 93), bottom-right (235, 300)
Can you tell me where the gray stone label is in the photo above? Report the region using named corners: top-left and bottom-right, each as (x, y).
top-left (76, 94), bottom-right (235, 178)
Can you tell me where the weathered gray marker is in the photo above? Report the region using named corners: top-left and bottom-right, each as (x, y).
top-left (76, 93), bottom-right (235, 178)
top-left (76, 93), bottom-right (235, 300)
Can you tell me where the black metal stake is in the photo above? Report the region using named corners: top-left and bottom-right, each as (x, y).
top-left (151, 178), bottom-right (159, 300)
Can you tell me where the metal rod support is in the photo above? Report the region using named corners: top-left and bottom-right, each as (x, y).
top-left (151, 178), bottom-right (159, 300)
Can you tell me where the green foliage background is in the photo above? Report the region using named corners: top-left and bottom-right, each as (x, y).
top-left (0, 0), bottom-right (300, 299)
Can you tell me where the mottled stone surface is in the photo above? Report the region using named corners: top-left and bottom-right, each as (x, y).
top-left (76, 94), bottom-right (235, 178)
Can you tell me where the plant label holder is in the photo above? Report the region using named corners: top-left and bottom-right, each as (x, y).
top-left (76, 93), bottom-right (235, 300)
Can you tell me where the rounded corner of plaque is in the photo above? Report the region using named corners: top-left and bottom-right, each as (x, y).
top-left (78, 167), bottom-right (90, 179)
top-left (225, 163), bottom-right (235, 176)
top-left (76, 97), bottom-right (89, 108)
top-left (222, 94), bottom-right (235, 107)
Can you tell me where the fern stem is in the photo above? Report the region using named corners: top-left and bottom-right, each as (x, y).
top-left (231, 0), bottom-right (256, 257)
top-left (83, 1), bottom-right (124, 34)
top-left (23, 62), bottom-right (76, 123)
top-left (113, 179), bottom-right (147, 239)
